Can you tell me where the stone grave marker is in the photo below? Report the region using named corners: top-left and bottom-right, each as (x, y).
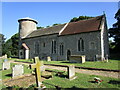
top-left (106, 55), bottom-right (108, 62)
top-left (29, 57), bottom-right (42, 87)
top-left (12, 64), bottom-right (24, 78)
top-left (47, 56), bottom-right (51, 61)
top-left (95, 55), bottom-right (102, 61)
top-left (4, 54), bottom-right (7, 59)
top-left (67, 65), bottom-right (76, 80)
top-left (2, 60), bottom-right (10, 70)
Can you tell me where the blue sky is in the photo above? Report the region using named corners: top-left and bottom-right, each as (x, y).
top-left (1, 2), bottom-right (119, 40)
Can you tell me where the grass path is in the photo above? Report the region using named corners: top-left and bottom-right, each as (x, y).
top-left (45, 65), bottom-right (119, 78)
top-left (9, 60), bottom-right (119, 78)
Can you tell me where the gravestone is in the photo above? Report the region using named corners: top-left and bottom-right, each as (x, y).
top-left (47, 56), bottom-right (51, 61)
top-left (4, 54), bottom-right (7, 59)
top-left (95, 55), bottom-right (102, 61)
top-left (2, 60), bottom-right (10, 70)
top-left (67, 65), bottom-right (76, 80)
top-left (12, 64), bottom-right (24, 78)
top-left (106, 55), bottom-right (108, 62)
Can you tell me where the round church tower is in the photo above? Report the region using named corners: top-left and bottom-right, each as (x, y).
top-left (18, 17), bottom-right (38, 39)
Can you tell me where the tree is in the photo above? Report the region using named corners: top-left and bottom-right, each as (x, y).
top-left (0, 34), bottom-right (5, 56)
top-left (109, 9), bottom-right (120, 52)
top-left (52, 23), bottom-right (61, 26)
top-left (2, 33), bottom-right (19, 57)
top-left (37, 26), bottom-right (44, 29)
top-left (70, 16), bottom-right (94, 22)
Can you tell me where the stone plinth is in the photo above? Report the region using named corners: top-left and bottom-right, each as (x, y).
top-left (67, 65), bottom-right (76, 80)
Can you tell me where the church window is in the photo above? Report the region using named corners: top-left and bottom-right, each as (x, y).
top-left (60, 43), bottom-right (64, 55)
top-left (52, 41), bottom-right (53, 54)
top-left (51, 40), bottom-right (56, 54)
top-left (35, 41), bottom-right (39, 55)
top-left (54, 41), bottom-right (56, 53)
top-left (43, 42), bottom-right (46, 47)
top-left (78, 38), bottom-right (84, 51)
top-left (20, 52), bottom-right (22, 55)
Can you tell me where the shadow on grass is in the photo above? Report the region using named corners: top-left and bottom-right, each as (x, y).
top-left (108, 80), bottom-right (120, 85)
top-left (88, 81), bottom-right (96, 83)
top-left (5, 73), bottom-right (12, 77)
top-left (55, 74), bottom-right (68, 78)
top-left (65, 86), bottom-right (87, 89)
top-left (61, 61), bottom-right (77, 64)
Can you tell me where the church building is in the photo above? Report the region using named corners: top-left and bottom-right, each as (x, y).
top-left (18, 14), bottom-right (109, 61)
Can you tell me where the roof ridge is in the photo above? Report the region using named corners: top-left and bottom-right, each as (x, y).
top-left (37, 23), bottom-right (66, 31)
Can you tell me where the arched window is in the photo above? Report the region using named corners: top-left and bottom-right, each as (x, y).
top-left (35, 41), bottom-right (39, 55)
top-left (60, 43), bottom-right (64, 55)
top-left (51, 40), bottom-right (56, 54)
top-left (78, 38), bottom-right (84, 51)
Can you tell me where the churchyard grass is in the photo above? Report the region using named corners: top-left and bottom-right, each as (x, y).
top-left (28, 69), bottom-right (119, 89)
top-left (1, 58), bottom-right (119, 89)
top-left (44, 59), bottom-right (120, 70)
top-left (8, 58), bottom-right (33, 63)
top-left (1, 63), bottom-right (33, 80)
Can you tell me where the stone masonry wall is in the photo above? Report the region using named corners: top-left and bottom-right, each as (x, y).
top-left (22, 31), bottom-right (101, 61)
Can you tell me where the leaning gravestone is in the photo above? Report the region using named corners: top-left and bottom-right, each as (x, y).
top-left (67, 65), bottom-right (76, 80)
top-left (12, 65), bottom-right (24, 78)
top-left (2, 60), bottom-right (10, 70)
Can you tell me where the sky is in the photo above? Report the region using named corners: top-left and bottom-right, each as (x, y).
top-left (1, 2), bottom-right (119, 40)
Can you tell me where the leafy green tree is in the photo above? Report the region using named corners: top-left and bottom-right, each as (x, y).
top-left (70, 16), bottom-right (93, 22)
top-left (52, 23), bottom-right (61, 26)
top-left (37, 27), bottom-right (44, 29)
top-left (2, 33), bottom-right (19, 57)
top-left (109, 9), bottom-right (120, 52)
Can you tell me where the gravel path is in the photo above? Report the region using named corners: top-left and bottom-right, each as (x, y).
top-left (45, 65), bottom-right (119, 79)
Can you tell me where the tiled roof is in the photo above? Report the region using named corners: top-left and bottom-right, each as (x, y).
top-left (60, 15), bottom-right (104, 35)
top-left (24, 15), bottom-right (104, 39)
top-left (25, 24), bottom-right (66, 38)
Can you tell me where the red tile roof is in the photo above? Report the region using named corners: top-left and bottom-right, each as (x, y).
top-left (60, 15), bottom-right (104, 35)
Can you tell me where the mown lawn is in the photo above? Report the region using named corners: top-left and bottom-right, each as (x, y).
top-left (43, 72), bottom-right (120, 89)
top-left (1, 63), bottom-right (33, 80)
top-left (26, 69), bottom-right (120, 89)
top-left (44, 60), bottom-right (120, 70)
top-left (2, 58), bottom-right (119, 70)
top-left (1, 58), bottom-right (119, 70)
top-left (1, 58), bottom-right (120, 89)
